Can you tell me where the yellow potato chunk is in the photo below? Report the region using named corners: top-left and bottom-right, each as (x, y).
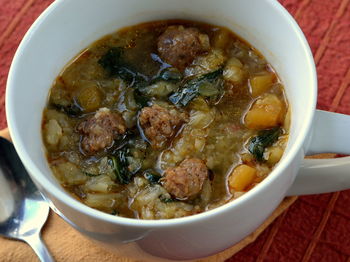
top-left (266, 135), bottom-right (288, 166)
top-left (266, 146), bottom-right (284, 166)
top-left (249, 73), bottom-right (275, 97)
top-left (228, 164), bottom-right (257, 192)
top-left (77, 85), bottom-right (102, 112)
top-left (244, 94), bottom-right (284, 129)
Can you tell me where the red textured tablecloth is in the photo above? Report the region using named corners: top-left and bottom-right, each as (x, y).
top-left (1, 0), bottom-right (349, 261)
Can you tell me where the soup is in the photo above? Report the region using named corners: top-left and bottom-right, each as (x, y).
top-left (42, 20), bottom-right (289, 219)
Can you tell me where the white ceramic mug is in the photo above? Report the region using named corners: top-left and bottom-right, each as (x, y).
top-left (6, 0), bottom-right (350, 260)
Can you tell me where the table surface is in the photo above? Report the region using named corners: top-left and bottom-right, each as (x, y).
top-left (1, 0), bottom-right (349, 261)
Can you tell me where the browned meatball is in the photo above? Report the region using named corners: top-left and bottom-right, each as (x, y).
top-left (163, 158), bottom-right (208, 200)
top-left (139, 104), bottom-right (184, 149)
top-left (77, 108), bottom-right (126, 154)
top-left (157, 26), bottom-right (210, 70)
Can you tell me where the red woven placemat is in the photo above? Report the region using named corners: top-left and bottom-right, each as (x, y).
top-left (1, 0), bottom-right (349, 261)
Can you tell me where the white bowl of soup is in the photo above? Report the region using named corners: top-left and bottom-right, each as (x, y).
top-left (7, 0), bottom-right (350, 260)
top-left (42, 20), bottom-right (289, 220)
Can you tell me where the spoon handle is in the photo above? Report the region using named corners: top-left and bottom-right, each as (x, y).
top-left (23, 233), bottom-right (54, 262)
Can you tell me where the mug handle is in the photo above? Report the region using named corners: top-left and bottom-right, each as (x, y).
top-left (287, 110), bottom-right (350, 195)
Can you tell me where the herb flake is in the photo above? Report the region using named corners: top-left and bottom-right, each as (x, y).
top-left (169, 68), bottom-right (223, 106)
top-left (159, 195), bottom-right (178, 203)
top-left (144, 171), bottom-right (162, 184)
top-left (98, 47), bottom-right (148, 87)
top-left (110, 148), bottom-right (133, 184)
top-left (248, 127), bottom-right (282, 161)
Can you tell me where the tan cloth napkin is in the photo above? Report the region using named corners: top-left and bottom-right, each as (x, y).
top-left (0, 128), bottom-right (301, 261)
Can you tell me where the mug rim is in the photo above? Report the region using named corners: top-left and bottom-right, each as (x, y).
top-left (6, 0), bottom-right (317, 228)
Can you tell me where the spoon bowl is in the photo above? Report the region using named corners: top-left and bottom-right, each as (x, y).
top-left (0, 137), bottom-right (53, 262)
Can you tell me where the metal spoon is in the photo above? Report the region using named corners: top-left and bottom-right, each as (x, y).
top-left (0, 137), bottom-right (54, 262)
